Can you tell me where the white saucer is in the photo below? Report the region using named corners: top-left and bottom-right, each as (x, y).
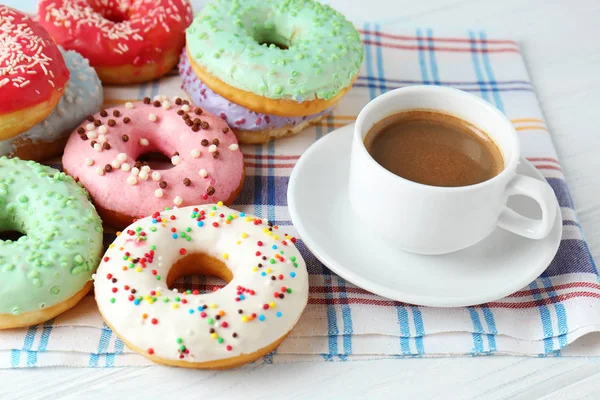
top-left (288, 124), bottom-right (562, 307)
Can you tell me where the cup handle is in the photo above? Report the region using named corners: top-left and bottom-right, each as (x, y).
top-left (497, 175), bottom-right (557, 239)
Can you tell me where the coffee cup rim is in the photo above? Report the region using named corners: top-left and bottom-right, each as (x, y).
top-left (354, 85), bottom-right (520, 192)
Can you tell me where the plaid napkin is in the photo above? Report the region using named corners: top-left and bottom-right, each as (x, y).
top-left (1, 22), bottom-right (598, 368)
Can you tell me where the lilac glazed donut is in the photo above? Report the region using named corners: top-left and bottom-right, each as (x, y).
top-left (178, 50), bottom-right (333, 144)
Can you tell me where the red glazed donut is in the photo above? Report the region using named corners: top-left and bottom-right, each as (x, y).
top-left (62, 96), bottom-right (246, 228)
top-left (0, 6), bottom-right (69, 139)
top-left (38, 0), bottom-right (193, 84)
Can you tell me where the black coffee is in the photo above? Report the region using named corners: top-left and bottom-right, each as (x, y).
top-left (364, 110), bottom-right (504, 187)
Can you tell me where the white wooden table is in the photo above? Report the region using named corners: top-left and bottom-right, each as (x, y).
top-left (2, 0), bottom-right (600, 398)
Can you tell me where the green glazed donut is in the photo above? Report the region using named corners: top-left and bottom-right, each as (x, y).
top-left (0, 157), bottom-right (103, 328)
top-left (186, 0), bottom-right (364, 102)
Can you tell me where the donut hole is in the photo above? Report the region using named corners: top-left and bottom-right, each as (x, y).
top-left (136, 151), bottom-right (175, 171)
top-left (253, 25), bottom-right (291, 50)
top-left (0, 230), bottom-right (25, 242)
top-left (167, 253), bottom-right (232, 295)
top-left (89, 3), bottom-right (129, 23)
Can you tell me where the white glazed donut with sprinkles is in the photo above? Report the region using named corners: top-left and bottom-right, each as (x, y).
top-left (94, 204), bottom-right (308, 369)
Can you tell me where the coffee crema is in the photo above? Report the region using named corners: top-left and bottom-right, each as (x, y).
top-left (364, 110), bottom-right (504, 187)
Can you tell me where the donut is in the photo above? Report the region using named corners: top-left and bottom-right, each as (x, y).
top-left (178, 50), bottom-right (333, 144)
top-left (0, 157), bottom-right (103, 329)
top-left (62, 97), bottom-right (246, 229)
top-left (94, 204), bottom-right (308, 369)
top-left (38, 0), bottom-right (193, 84)
top-left (0, 6), bottom-right (69, 139)
top-left (185, 0), bottom-right (364, 117)
top-left (1, 48), bottom-right (103, 160)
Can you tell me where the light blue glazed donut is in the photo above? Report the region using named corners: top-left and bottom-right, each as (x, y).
top-left (0, 48), bottom-right (103, 158)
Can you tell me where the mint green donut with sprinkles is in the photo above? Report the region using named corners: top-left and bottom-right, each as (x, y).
top-left (0, 157), bottom-right (103, 329)
top-left (186, 0), bottom-right (364, 116)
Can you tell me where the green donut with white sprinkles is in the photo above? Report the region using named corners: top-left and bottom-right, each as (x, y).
top-left (186, 0), bottom-right (364, 117)
top-left (0, 157), bottom-right (103, 329)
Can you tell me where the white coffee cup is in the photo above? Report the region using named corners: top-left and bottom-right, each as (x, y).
top-left (348, 85), bottom-right (557, 255)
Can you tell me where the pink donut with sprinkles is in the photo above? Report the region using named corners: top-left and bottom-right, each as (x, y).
top-left (0, 6), bottom-right (69, 139)
top-left (62, 96), bottom-right (246, 228)
top-left (38, 0), bottom-right (193, 84)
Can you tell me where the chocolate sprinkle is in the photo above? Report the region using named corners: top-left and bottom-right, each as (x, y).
top-left (192, 125), bottom-right (200, 132)
top-left (143, 97), bottom-right (151, 104)
top-left (86, 115), bottom-right (94, 122)
top-left (201, 139), bottom-right (209, 146)
top-left (206, 186), bottom-right (215, 195)
top-left (215, 315), bottom-right (221, 320)
top-left (108, 119), bottom-right (116, 127)
top-left (121, 134), bottom-right (129, 142)
top-left (233, 332), bottom-right (238, 338)
top-left (79, 134), bottom-right (88, 141)
top-left (182, 100), bottom-right (190, 105)
top-left (177, 110), bottom-right (184, 115)
top-left (90, 140), bottom-right (97, 148)
top-left (222, 127), bottom-right (229, 133)
top-left (113, 110), bottom-right (121, 117)
top-left (271, 276), bottom-right (276, 281)
top-left (104, 164), bottom-right (112, 172)
top-left (209, 328), bottom-right (215, 333)
top-left (123, 117), bottom-right (131, 124)
top-left (94, 120), bottom-right (101, 127)
top-left (212, 151), bottom-right (220, 159)
top-left (193, 118), bottom-right (201, 124)
top-left (200, 121), bottom-right (209, 129)
top-left (194, 108), bottom-right (203, 115)
top-left (159, 181), bottom-right (167, 189)
top-left (153, 100), bottom-right (161, 107)
top-left (185, 119), bottom-right (193, 127)
top-left (100, 110), bottom-right (108, 117)
top-left (102, 142), bottom-right (111, 150)
top-left (173, 151), bottom-right (180, 156)
top-left (175, 98), bottom-right (182, 105)
top-left (238, 309), bottom-right (243, 314)
top-left (212, 139), bottom-right (219, 146)
top-left (183, 178), bottom-right (191, 186)
top-left (134, 161), bottom-right (142, 169)
top-left (77, 127), bottom-right (85, 134)
top-left (182, 113), bottom-right (190, 120)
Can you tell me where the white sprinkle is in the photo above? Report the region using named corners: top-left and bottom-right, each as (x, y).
top-left (148, 113), bottom-right (157, 122)
top-left (182, 104), bottom-right (190, 112)
top-left (125, 102), bottom-right (134, 109)
top-left (86, 131), bottom-right (97, 140)
top-left (139, 170), bottom-right (149, 180)
top-left (173, 196), bottom-right (183, 206)
top-left (97, 135), bottom-right (107, 143)
top-left (162, 100), bottom-right (171, 109)
top-left (121, 163), bottom-right (131, 172)
top-left (127, 176), bottom-right (138, 185)
top-left (154, 189), bottom-right (163, 198)
top-left (139, 138), bottom-right (149, 146)
top-left (117, 153), bottom-right (127, 162)
top-left (171, 155), bottom-right (182, 165)
top-left (262, 218), bottom-right (269, 224)
top-left (190, 149), bottom-right (201, 158)
top-left (93, 143), bottom-right (102, 152)
top-left (131, 167), bottom-right (140, 176)
top-left (228, 143), bottom-right (239, 151)
top-left (187, 330), bottom-right (194, 336)
top-left (96, 167), bottom-right (105, 176)
top-left (111, 160), bottom-right (121, 169)
top-left (198, 169), bottom-right (208, 178)
top-left (86, 123), bottom-right (95, 131)
top-left (153, 95), bottom-right (162, 102)
top-left (85, 157), bottom-right (94, 166)
top-left (208, 144), bottom-right (217, 153)
top-left (152, 171), bottom-right (162, 181)
top-left (141, 165), bottom-right (151, 173)
top-left (98, 125), bottom-right (107, 134)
